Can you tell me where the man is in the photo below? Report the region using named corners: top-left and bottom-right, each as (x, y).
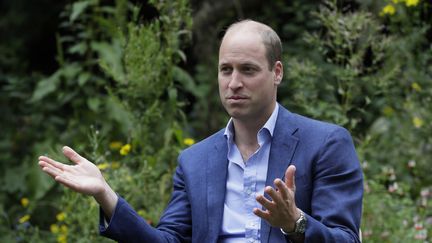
top-left (39, 20), bottom-right (363, 242)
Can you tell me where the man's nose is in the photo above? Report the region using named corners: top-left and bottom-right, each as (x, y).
top-left (228, 71), bottom-right (243, 90)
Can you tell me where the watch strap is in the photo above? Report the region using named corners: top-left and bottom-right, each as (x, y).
top-left (280, 209), bottom-right (307, 235)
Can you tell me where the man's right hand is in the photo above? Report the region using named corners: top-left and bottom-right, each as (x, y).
top-left (39, 146), bottom-right (118, 218)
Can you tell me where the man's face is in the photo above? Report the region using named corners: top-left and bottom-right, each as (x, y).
top-left (218, 30), bottom-right (282, 123)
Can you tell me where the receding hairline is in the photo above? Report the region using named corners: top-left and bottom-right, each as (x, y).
top-left (225, 20), bottom-right (273, 34)
top-left (221, 19), bottom-right (282, 70)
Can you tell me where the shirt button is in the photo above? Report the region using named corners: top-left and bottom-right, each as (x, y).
top-left (248, 222), bottom-right (257, 227)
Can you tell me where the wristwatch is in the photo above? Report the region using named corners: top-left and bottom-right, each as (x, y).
top-left (281, 210), bottom-right (307, 235)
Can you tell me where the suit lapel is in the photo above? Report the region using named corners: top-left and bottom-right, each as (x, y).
top-left (261, 106), bottom-right (299, 243)
top-left (206, 135), bottom-right (229, 242)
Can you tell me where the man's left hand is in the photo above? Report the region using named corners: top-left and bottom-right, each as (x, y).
top-left (253, 165), bottom-right (300, 232)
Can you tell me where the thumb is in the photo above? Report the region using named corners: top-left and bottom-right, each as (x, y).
top-left (285, 165), bottom-right (296, 190)
top-left (62, 146), bottom-right (84, 164)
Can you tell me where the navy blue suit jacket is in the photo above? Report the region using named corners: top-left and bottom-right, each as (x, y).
top-left (100, 106), bottom-right (363, 242)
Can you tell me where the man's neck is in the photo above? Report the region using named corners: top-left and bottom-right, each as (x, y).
top-left (232, 120), bottom-right (261, 162)
top-left (232, 119), bottom-right (261, 144)
top-left (232, 103), bottom-right (276, 161)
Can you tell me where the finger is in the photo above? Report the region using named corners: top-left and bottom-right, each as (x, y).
top-left (285, 165), bottom-right (296, 190)
top-left (274, 178), bottom-right (290, 200)
top-left (39, 160), bottom-right (61, 171)
top-left (39, 156), bottom-right (68, 171)
top-left (253, 207), bottom-right (271, 221)
top-left (264, 185), bottom-right (284, 205)
top-left (41, 164), bottom-right (64, 179)
top-left (256, 193), bottom-right (275, 211)
top-left (62, 146), bottom-right (84, 164)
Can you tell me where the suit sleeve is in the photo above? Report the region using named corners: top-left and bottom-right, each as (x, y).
top-left (302, 127), bottom-right (363, 243)
top-left (99, 162), bottom-right (192, 243)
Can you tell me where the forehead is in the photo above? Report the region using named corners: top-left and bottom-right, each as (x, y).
top-left (218, 31), bottom-right (266, 65)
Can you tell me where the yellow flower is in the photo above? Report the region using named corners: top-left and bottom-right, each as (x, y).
top-left (120, 144), bottom-right (131, 156)
top-left (380, 4), bottom-right (396, 16)
top-left (20, 197), bottom-right (29, 208)
top-left (56, 212), bottom-right (66, 222)
top-left (137, 209), bottom-right (146, 217)
top-left (60, 225), bottom-right (68, 234)
top-left (413, 116), bottom-right (424, 128)
top-left (406, 0), bottom-right (420, 7)
top-left (382, 106), bottom-right (395, 117)
top-left (57, 234), bottom-right (67, 243)
top-left (183, 138), bottom-right (195, 146)
top-left (97, 162), bottom-right (110, 170)
top-left (111, 161), bottom-right (120, 169)
top-left (411, 82), bottom-right (422, 91)
top-left (109, 141), bottom-right (123, 150)
top-left (50, 224), bottom-right (59, 234)
top-left (18, 214), bottom-right (30, 224)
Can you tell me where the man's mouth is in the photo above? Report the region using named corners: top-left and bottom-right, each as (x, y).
top-left (228, 95), bottom-right (248, 100)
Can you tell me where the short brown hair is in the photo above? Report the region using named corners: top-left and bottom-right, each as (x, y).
top-left (223, 20), bottom-right (282, 70)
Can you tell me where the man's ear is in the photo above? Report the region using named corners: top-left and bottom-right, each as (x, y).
top-left (274, 61), bottom-right (283, 86)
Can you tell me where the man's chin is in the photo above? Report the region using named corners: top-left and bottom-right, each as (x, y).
top-left (226, 110), bottom-right (253, 121)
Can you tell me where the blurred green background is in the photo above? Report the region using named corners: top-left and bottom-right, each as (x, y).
top-left (0, 0), bottom-right (431, 242)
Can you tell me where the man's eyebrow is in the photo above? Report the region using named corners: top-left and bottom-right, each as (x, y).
top-left (219, 62), bottom-right (235, 69)
top-left (239, 62), bottom-right (261, 68)
top-left (241, 62), bottom-right (259, 66)
top-left (218, 61), bottom-right (261, 68)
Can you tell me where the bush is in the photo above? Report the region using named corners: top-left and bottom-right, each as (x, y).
top-left (1, 0), bottom-right (192, 242)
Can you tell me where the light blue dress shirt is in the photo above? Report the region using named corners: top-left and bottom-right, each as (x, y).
top-left (219, 104), bottom-right (279, 243)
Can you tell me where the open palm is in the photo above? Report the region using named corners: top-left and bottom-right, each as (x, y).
top-left (38, 146), bottom-right (107, 196)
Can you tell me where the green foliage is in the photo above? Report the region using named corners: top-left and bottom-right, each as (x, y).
top-left (1, 0), bottom-right (192, 242)
top-left (282, 1), bottom-right (394, 132)
top-left (362, 180), bottom-right (420, 242)
top-left (53, 0), bottom-right (192, 241)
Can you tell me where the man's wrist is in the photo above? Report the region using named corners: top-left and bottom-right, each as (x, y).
top-left (281, 209), bottom-right (307, 235)
top-left (94, 182), bottom-right (118, 219)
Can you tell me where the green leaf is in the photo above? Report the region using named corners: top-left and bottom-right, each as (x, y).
top-left (78, 72), bottom-right (91, 86)
top-left (172, 66), bottom-right (202, 97)
top-left (62, 63), bottom-right (82, 78)
top-left (27, 160), bottom-right (55, 200)
top-left (87, 97), bottom-right (101, 111)
top-left (68, 42), bottom-right (87, 55)
top-left (30, 71), bottom-right (61, 102)
top-left (369, 117), bottom-right (390, 135)
top-left (106, 96), bottom-right (133, 134)
top-left (70, 0), bottom-right (95, 23)
top-left (92, 41), bottom-right (125, 83)
top-left (0, 165), bottom-right (27, 193)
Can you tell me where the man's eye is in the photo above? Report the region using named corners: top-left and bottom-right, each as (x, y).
top-left (242, 66), bottom-right (256, 74)
top-left (220, 67), bottom-right (232, 73)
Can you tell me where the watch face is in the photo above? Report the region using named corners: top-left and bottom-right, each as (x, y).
top-left (296, 219), bottom-right (306, 233)
top-left (295, 212), bottom-right (307, 233)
